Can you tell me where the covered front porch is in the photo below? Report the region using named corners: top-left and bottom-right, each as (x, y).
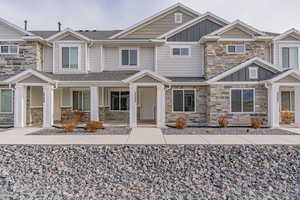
top-left (268, 70), bottom-right (300, 128)
top-left (5, 69), bottom-right (169, 128)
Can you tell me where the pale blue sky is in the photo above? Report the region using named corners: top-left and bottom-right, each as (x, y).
top-left (0, 0), bottom-right (299, 33)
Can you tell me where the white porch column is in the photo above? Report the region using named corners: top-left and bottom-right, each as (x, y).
top-left (90, 86), bottom-right (99, 121)
top-left (156, 84), bottom-right (165, 128)
top-left (295, 86), bottom-right (300, 127)
top-left (14, 85), bottom-right (27, 128)
top-left (268, 84), bottom-right (280, 128)
top-left (43, 85), bottom-right (54, 128)
top-left (129, 84), bottom-right (137, 128)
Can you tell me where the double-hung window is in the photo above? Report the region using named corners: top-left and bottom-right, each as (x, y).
top-left (121, 49), bottom-right (138, 66)
top-left (62, 47), bottom-right (79, 69)
top-left (173, 89), bottom-right (195, 112)
top-left (171, 47), bottom-right (190, 56)
top-left (282, 47), bottom-right (299, 69)
top-left (0, 45), bottom-right (18, 54)
top-left (0, 89), bottom-right (13, 113)
top-left (72, 90), bottom-right (90, 112)
top-left (111, 91), bottom-right (129, 111)
top-left (231, 89), bottom-right (254, 113)
top-left (227, 44), bottom-right (245, 54)
top-left (281, 91), bottom-right (295, 112)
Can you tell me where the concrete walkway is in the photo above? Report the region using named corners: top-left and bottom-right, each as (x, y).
top-left (0, 127), bottom-right (300, 144)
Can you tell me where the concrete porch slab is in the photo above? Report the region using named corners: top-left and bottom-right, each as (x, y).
top-left (164, 135), bottom-right (208, 144)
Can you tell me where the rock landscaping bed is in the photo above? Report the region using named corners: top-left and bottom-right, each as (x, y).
top-left (162, 127), bottom-right (299, 135)
top-left (0, 145), bottom-right (298, 199)
top-left (27, 127), bottom-right (131, 135)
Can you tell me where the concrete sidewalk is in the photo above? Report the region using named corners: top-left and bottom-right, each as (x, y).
top-left (0, 127), bottom-right (300, 144)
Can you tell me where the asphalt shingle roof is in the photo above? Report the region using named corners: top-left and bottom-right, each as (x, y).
top-left (30, 30), bottom-right (122, 40)
top-left (40, 70), bottom-right (139, 81)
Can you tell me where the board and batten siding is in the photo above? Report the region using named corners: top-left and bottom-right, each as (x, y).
top-left (103, 47), bottom-right (155, 71)
top-left (53, 41), bottom-right (87, 74)
top-left (0, 21), bottom-right (23, 39)
top-left (157, 43), bottom-right (204, 77)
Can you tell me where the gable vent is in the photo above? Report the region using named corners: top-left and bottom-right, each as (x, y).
top-left (174, 12), bottom-right (183, 24)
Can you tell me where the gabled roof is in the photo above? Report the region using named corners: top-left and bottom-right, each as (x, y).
top-left (208, 20), bottom-right (267, 37)
top-left (273, 28), bottom-right (300, 41)
top-left (207, 57), bottom-right (281, 83)
top-left (267, 69), bottom-right (300, 83)
top-left (46, 28), bottom-right (91, 41)
top-left (0, 17), bottom-right (34, 36)
top-left (157, 12), bottom-right (230, 39)
top-left (109, 3), bottom-right (200, 39)
top-left (4, 69), bottom-right (55, 84)
top-left (122, 70), bottom-right (171, 84)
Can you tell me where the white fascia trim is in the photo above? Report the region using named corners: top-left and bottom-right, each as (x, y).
top-left (92, 39), bottom-right (165, 44)
top-left (122, 70), bottom-right (171, 84)
top-left (46, 28), bottom-right (91, 42)
top-left (158, 12), bottom-right (230, 39)
top-left (208, 20), bottom-right (267, 37)
top-left (210, 81), bottom-right (264, 85)
top-left (4, 69), bottom-right (55, 84)
top-left (109, 3), bottom-right (201, 39)
top-left (170, 82), bottom-right (208, 85)
top-left (273, 28), bottom-right (300, 41)
top-left (207, 57), bottom-right (281, 83)
top-left (267, 69), bottom-right (300, 83)
top-left (0, 17), bottom-right (34, 36)
top-left (22, 35), bottom-right (45, 41)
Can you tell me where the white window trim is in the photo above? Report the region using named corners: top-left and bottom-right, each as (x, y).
top-left (59, 44), bottom-right (81, 71)
top-left (0, 88), bottom-right (13, 114)
top-left (278, 43), bottom-right (300, 69)
top-left (280, 90), bottom-right (295, 112)
top-left (170, 45), bottom-right (191, 57)
top-left (249, 67), bottom-right (258, 79)
top-left (172, 88), bottom-right (196, 113)
top-left (226, 44), bottom-right (245, 55)
top-left (70, 88), bottom-right (90, 112)
top-left (119, 47), bottom-right (139, 68)
top-left (0, 45), bottom-right (19, 55)
top-left (174, 12), bottom-right (183, 24)
top-left (229, 88), bottom-right (255, 114)
top-left (109, 90), bottom-right (130, 112)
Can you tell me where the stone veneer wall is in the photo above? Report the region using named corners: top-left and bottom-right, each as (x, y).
top-left (205, 41), bottom-right (268, 79)
top-left (165, 86), bottom-right (208, 125)
top-left (0, 41), bottom-right (43, 76)
top-left (99, 107), bottom-right (129, 123)
top-left (207, 84), bottom-right (268, 126)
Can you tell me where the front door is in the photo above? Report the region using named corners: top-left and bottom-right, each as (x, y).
top-left (140, 87), bottom-right (156, 121)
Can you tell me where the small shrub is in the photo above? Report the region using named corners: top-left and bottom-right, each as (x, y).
top-left (251, 118), bottom-right (262, 129)
top-left (85, 121), bottom-right (104, 133)
top-left (281, 111), bottom-right (294, 124)
top-left (218, 115), bottom-right (228, 128)
top-left (176, 117), bottom-right (186, 129)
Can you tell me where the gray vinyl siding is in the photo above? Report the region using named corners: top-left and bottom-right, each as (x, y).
top-left (219, 64), bottom-right (276, 82)
top-left (103, 47), bottom-right (154, 71)
top-left (43, 46), bottom-right (53, 72)
top-left (0, 21), bottom-right (23, 39)
top-left (89, 45), bottom-right (102, 72)
top-left (157, 44), bottom-right (204, 77)
top-left (167, 19), bottom-right (222, 41)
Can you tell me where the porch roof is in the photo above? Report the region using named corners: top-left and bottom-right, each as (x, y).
top-left (39, 70), bottom-right (140, 82)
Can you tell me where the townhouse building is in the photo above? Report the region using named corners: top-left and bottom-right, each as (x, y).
top-left (0, 3), bottom-right (300, 128)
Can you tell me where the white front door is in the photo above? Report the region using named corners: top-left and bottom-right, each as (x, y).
top-left (140, 87), bottom-right (156, 120)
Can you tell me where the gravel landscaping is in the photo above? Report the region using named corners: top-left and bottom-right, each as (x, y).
top-left (27, 127), bottom-right (131, 135)
top-left (0, 145), bottom-right (299, 199)
top-left (162, 127), bottom-right (299, 135)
